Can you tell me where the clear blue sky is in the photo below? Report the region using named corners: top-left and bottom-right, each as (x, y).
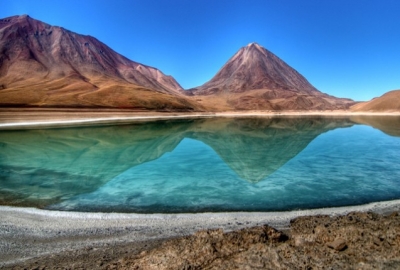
top-left (2, 0), bottom-right (400, 101)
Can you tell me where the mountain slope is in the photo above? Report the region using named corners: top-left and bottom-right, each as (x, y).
top-left (351, 90), bottom-right (400, 112)
top-left (0, 15), bottom-right (200, 110)
top-left (187, 43), bottom-right (354, 111)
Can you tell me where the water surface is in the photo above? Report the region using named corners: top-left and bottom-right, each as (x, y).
top-left (0, 116), bottom-right (399, 213)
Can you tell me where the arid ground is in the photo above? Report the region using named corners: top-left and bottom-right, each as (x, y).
top-left (1, 200), bottom-right (400, 270)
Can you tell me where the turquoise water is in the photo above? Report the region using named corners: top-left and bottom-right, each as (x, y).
top-left (0, 117), bottom-right (399, 213)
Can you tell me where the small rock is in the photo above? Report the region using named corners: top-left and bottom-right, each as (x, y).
top-left (265, 226), bottom-right (287, 242)
top-left (327, 238), bottom-right (347, 251)
top-left (294, 237), bottom-right (305, 247)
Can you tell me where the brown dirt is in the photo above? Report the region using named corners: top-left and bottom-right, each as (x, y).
top-left (5, 211), bottom-right (400, 269)
top-left (113, 212), bottom-right (400, 270)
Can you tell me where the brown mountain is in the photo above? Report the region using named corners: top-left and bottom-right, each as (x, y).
top-left (0, 15), bottom-right (200, 110)
top-left (187, 43), bottom-right (354, 111)
top-left (351, 90), bottom-right (400, 112)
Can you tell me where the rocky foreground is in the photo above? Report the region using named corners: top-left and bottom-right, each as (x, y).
top-left (111, 212), bottom-right (400, 269)
top-left (7, 211), bottom-right (400, 270)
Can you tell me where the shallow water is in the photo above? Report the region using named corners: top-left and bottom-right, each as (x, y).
top-left (0, 116), bottom-right (399, 213)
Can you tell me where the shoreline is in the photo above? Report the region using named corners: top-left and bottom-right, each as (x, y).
top-left (1, 199), bottom-right (400, 267)
top-left (1, 109), bottom-right (400, 129)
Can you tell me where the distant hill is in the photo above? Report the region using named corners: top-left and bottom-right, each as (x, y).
top-left (186, 43), bottom-right (354, 111)
top-left (351, 90), bottom-right (400, 112)
top-left (0, 15), bottom-right (200, 111)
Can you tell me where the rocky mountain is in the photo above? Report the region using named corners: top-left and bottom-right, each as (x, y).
top-left (0, 15), bottom-right (200, 110)
top-left (351, 90), bottom-right (400, 112)
top-left (0, 15), bottom-right (357, 111)
top-left (187, 43), bottom-right (354, 111)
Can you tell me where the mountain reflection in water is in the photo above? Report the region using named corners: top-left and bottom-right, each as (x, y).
top-left (0, 116), bottom-right (398, 211)
top-left (185, 118), bottom-right (353, 182)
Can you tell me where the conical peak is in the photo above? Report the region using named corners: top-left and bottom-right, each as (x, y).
top-left (243, 42), bottom-right (265, 52)
top-left (246, 42), bottom-right (261, 48)
top-left (236, 42), bottom-right (272, 64)
top-left (227, 42), bottom-right (267, 65)
top-left (187, 41), bottom-right (324, 97)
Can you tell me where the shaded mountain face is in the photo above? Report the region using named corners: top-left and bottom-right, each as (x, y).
top-left (187, 43), bottom-right (354, 111)
top-left (351, 90), bottom-right (400, 112)
top-left (0, 15), bottom-right (200, 110)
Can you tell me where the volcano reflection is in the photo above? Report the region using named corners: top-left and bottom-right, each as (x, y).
top-left (0, 116), bottom-right (393, 209)
top-left (187, 117), bottom-right (353, 182)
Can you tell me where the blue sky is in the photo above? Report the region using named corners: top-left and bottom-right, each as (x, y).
top-left (2, 0), bottom-right (400, 101)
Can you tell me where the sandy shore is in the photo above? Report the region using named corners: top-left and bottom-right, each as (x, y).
top-left (1, 200), bottom-right (400, 268)
top-left (1, 108), bottom-right (400, 129)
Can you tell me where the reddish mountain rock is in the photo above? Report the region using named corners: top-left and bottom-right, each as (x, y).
top-left (0, 15), bottom-right (357, 111)
top-left (187, 43), bottom-right (354, 111)
top-left (0, 15), bottom-right (199, 110)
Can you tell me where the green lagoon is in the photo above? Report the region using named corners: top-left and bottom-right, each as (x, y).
top-left (0, 116), bottom-right (399, 213)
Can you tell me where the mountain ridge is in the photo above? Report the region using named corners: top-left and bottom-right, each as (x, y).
top-left (0, 15), bottom-right (183, 94)
top-left (186, 42), bottom-right (355, 111)
top-left (5, 15), bottom-right (397, 112)
top-left (0, 15), bottom-right (202, 111)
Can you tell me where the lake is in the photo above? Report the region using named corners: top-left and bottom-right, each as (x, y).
top-left (0, 116), bottom-right (399, 213)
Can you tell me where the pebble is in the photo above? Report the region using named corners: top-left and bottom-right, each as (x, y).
top-left (327, 238), bottom-right (347, 251)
